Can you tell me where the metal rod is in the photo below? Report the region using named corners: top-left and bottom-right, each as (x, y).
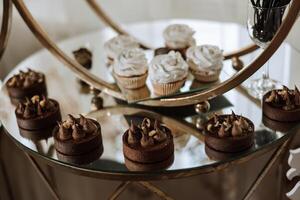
top-left (12, 0), bottom-right (124, 100)
top-left (24, 153), bottom-right (60, 200)
top-left (0, 0), bottom-right (12, 60)
top-left (108, 181), bottom-right (131, 200)
top-left (138, 181), bottom-right (174, 200)
top-left (86, 0), bottom-right (152, 50)
top-left (242, 138), bottom-right (291, 200)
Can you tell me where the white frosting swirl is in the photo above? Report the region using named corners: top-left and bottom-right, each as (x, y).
top-left (150, 51), bottom-right (188, 84)
top-left (113, 48), bottom-right (148, 77)
top-left (186, 45), bottom-right (224, 74)
top-left (104, 35), bottom-right (140, 59)
top-left (163, 24), bottom-right (196, 49)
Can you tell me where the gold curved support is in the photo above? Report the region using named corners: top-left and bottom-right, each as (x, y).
top-left (224, 44), bottom-right (258, 60)
top-left (86, 0), bottom-right (258, 59)
top-left (12, 0), bottom-right (124, 100)
top-left (0, 0), bottom-right (12, 60)
top-left (139, 0), bottom-right (300, 107)
top-left (86, 0), bottom-right (152, 50)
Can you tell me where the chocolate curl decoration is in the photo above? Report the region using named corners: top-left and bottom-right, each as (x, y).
top-left (232, 122), bottom-right (243, 137)
top-left (127, 121), bottom-right (140, 145)
top-left (140, 132), bottom-right (154, 147)
top-left (218, 124), bottom-right (227, 138)
top-left (72, 124), bottom-right (86, 141)
top-left (79, 114), bottom-right (97, 134)
top-left (153, 120), bottom-right (167, 142)
top-left (58, 122), bottom-right (72, 141)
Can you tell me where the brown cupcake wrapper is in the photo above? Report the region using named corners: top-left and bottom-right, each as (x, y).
top-left (152, 79), bottom-right (186, 96)
top-left (114, 72), bottom-right (148, 89)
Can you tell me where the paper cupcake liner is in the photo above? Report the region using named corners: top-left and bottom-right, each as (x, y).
top-left (152, 78), bottom-right (186, 96)
top-left (114, 72), bottom-right (148, 89)
top-left (188, 61), bottom-right (221, 83)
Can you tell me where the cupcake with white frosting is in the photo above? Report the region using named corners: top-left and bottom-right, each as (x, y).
top-left (113, 48), bottom-right (148, 89)
top-left (186, 45), bottom-right (224, 82)
top-left (104, 35), bottom-right (140, 65)
top-left (150, 51), bottom-right (188, 95)
top-left (162, 24), bottom-right (196, 58)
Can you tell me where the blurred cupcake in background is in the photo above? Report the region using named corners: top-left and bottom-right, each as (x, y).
top-left (113, 48), bottom-right (148, 89)
top-left (104, 35), bottom-right (140, 66)
top-left (150, 51), bottom-right (188, 96)
top-left (186, 45), bottom-right (224, 83)
top-left (163, 24), bottom-right (196, 58)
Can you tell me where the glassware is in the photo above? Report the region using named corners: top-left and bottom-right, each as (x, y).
top-left (246, 1), bottom-right (290, 99)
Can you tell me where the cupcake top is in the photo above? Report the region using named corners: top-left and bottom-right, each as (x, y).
top-left (16, 95), bottom-right (57, 119)
top-left (186, 45), bottom-right (224, 74)
top-left (163, 24), bottom-right (196, 49)
top-left (57, 114), bottom-right (99, 141)
top-left (206, 112), bottom-right (253, 138)
top-left (265, 86), bottom-right (300, 111)
top-left (7, 69), bottom-right (44, 88)
top-left (113, 48), bottom-right (148, 77)
top-left (104, 35), bottom-right (140, 59)
top-left (149, 51), bottom-right (188, 84)
top-left (126, 118), bottom-right (170, 148)
top-left (73, 47), bottom-right (92, 69)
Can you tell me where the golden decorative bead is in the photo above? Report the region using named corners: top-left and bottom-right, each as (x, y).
top-left (232, 57), bottom-right (244, 71)
top-left (194, 101), bottom-right (210, 114)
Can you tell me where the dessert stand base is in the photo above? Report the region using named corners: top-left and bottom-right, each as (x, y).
top-left (0, 127), bottom-right (292, 200)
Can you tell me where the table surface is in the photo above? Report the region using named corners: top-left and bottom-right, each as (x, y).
top-left (0, 19), bottom-right (298, 180)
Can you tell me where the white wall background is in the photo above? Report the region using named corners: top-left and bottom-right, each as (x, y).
top-left (0, 0), bottom-right (299, 78)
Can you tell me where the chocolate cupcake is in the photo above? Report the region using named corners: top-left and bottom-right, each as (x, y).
top-left (204, 112), bottom-right (255, 153)
top-left (122, 118), bottom-right (174, 165)
top-left (53, 115), bottom-right (103, 164)
top-left (263, 86), bottom-right (300, 122)
top-left (15, 95), bottom-right (61, 130)
top-left (6, 69), bottom-right (47, 105)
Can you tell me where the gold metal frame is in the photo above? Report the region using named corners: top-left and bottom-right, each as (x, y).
top-left (0, 0), bottom-right (12, 60)
top-left (14, 0), bottom-right (300, 107)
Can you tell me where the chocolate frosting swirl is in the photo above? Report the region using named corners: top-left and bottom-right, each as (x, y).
top-left (126, 118), bottom-right (170, 148)
top-left (57, 114), bottom-right (99, 141)
top-left (7, 69), bottom-right (44, 88)
top-left (207, 112), bottom-right (252, 138)
top-left (16, 96), bottom-right (57, 119)
top-left (265, 86), bottom-right (300, 110)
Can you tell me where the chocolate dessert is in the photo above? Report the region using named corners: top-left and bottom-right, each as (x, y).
top-left (73, 48), bottom-right (92, 70)
top-left (154, 47), bottom-right (186, 59)
top-left (263, 86), bottom-right (300, 122)
top-left (15, 95), bottom-right (61, 130)
top-left (122, 118), bottom-right (174, 165)
top-left (6, 69), bottom-right (47, 105)
top-left (53, 115), bottom-right (103, 164)
top-left (204, 112), bottom-right (255, 153)
top-left (73, 48), bottom-right (93, 86)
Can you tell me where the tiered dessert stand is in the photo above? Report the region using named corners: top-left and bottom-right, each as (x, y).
top-left (1, 0), bottom-right (300, 199)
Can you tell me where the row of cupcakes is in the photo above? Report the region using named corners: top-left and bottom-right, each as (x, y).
top-left (104, 24), bottom-right (224, 95)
